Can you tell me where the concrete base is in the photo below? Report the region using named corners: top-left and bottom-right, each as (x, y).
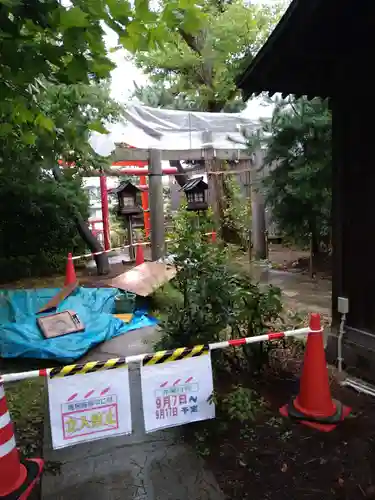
top-left (42, 327), bottom-right (224, 500)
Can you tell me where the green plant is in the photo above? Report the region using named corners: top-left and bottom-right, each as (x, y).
top-left (251, 96), bottom-right (332, 251)
top-left (0, 174), bottom-right (88, 281)
top-left (220, 386), bottom-right (263, 422)
top-left (157, 207), bottom-right (283, 373)
top-left (222, 172), bottom-right (252, 250)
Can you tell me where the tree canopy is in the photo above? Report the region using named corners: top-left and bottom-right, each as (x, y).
top-left (1, 0), bottom-right (207, 148)
top-left (0, 81), bottom-right (124, 281)
top-left (255, 96), bottom-right (332, 249)
top-left (132, 0), bottom-right (284, 112)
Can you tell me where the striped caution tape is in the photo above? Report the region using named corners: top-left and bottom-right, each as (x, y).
top-left (142, 345), bottom-right (209, 366)
top-left (0, 325), bottom-right (312, 383)
top-left (49, 358), bottom-right (127, 378)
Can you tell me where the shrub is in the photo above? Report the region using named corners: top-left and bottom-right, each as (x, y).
top-left (157, 208), bottom-right (282, 372)
top-left (0, 173), bottom-right (88, 282)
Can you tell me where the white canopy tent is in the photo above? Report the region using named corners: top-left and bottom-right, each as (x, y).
top-left (89, 104), bottom-right (257, 159)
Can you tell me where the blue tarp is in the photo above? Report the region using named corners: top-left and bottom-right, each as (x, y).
top-left (0, 288), bottom-right (157, 362)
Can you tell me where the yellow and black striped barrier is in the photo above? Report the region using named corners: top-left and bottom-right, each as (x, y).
top-left (49, 358), bottom-right (127, 378)
top-left (142, 345), bottom-right (209, 366)
top-left (48, 345), bottom-right (209, 378)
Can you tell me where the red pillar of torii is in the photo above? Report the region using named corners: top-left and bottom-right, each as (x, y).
top-left (111, 144), bottom-right (150, 239)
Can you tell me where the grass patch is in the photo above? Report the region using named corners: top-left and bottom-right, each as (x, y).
top-left (6, 378), bottom-right (45, 457)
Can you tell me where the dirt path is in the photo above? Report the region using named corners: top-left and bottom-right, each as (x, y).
top-left (261, 268), bottom-right (331, 317)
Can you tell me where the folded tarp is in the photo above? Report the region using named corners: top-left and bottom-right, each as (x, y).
top-left (0, 287), bottom-right (157, 363)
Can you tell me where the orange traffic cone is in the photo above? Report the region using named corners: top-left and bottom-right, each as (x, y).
top-left (0, 382), bottom-right (44, 498)
top-left (280, 313), bottom-right (351, 431)
top-left (64, 252), bottom-right (77, 286)
top-left (135, 242), bottom-right (145, 266)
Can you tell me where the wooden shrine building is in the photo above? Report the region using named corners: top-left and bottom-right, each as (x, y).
top-left (237, 0), bottom-right (375, 380)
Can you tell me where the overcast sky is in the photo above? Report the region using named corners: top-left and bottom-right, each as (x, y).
top-left (105, 0), bottom-right (285, 119)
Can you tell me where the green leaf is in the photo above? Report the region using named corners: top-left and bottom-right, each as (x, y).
top-left (60, 6), bottom-right (89, 29)
top-left (35, 114), bottom-right (55, 132)
top-left (65, 56), bottom-right (89, 83)
top-left (88, 120), bottom-right (109, 134)
top-left (120, 34), bottom-right (137, 52)
top-left (90, 58), bottom-right (116, 78)
top-left (106, 0), bottom-right (132, 18)
top-left (22, 131), bottom-right (37, 145)
top-left (0, 123), bottom-right (13, 137)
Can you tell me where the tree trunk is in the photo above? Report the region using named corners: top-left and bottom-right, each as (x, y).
top-left (52, 166), bottom-right (110, 275)
top-left (169, 160), bottom-right (189, 187)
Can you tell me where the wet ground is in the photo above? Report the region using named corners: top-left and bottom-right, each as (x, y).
top-left (260, 267), bottom-right (331, 316)
top-left (42, 326), bottom-right (224, 500)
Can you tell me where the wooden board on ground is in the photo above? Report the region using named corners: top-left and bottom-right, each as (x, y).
top-left (37, 282), bottom-right (78, 313)
top-left (108, 262), bottom-right (176, 297)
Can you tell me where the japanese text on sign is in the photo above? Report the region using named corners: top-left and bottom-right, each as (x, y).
top-left (155, 384), bottom-right (199, 420)
top-left (141, 354), bottom-right (215, 433)
top-left (48, 367), bottom-right (132, 449)
top-left (62, 395), bottom-right (119, 440)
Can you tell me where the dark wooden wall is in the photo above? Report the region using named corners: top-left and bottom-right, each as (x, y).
top-left (332, 85), bottom-right (375, 334)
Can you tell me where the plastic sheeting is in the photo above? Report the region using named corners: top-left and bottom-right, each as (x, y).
top-left (89, 104), bottom-right (257, 156)
top-left (0, 288), bottom-right (157, 363)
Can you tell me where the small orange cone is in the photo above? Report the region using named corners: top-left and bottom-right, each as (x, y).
top-left (135, 242), bottom-right (145, 266)
top-left (64, 252), bottom-right (77, 286)
top-left (280, 313), bottom-right (351, 431)
top-left (0, 382), bottom-right (44, 498)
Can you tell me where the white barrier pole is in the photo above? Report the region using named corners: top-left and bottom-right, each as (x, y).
top-left (0, 326), bottom-right (314, 384)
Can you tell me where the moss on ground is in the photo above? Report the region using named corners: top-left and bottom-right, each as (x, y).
top-left (6, 378), bottom-right (45, 457)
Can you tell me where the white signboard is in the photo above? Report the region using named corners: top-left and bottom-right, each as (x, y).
top-left (47, 367), bottom-right (132, 449)
top-left (141, 353), bottom-right (215, 433)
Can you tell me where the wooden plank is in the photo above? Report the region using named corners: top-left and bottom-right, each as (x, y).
top-left (112, 146), bottom-right (251, 162)
top-left (37, 282), bottom-right (78, 313)
top-left (108, 262), bottom-right (177, 297)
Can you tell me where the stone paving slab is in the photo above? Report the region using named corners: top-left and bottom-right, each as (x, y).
top-left (42, 326), bottom-right (224, 500)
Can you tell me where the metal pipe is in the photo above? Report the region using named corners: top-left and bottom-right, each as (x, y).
top-left (341, 377), bottom-right (375, 398)
top-left (337, 313), bottom-right (346, 373)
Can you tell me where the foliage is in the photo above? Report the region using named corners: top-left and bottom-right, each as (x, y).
top-left (157, 207), bottom-right (282, 371)
top-left (0, 81), bottom-right (123, 280)
top-left (1, 0), bottom-right (112, 148)
top-left (220, 386), bottom-right (262, 422)
top-left (0, 0), bottom-right (206, 147)
top-left (6, 379), bottom-right (45, 457)
top-left (252, 96), bottom-right (332, 248)
top-left (132, 0), bottom-right (284, 112)
top-left (222, 171), bottom-right (252, 248)
top-left (133, 81), bottom-right (202, 111)
top-left (38, 81), bottom-right (125, 170)
top-left (0, 170), bottom-right (88, 281)
top-left (4, 80), bottom-right (125, 174)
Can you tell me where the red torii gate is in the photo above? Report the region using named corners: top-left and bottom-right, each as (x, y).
top-left (58, 148), bottom-right (178, 252)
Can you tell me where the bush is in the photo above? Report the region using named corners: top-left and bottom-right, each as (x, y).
top-left (0, 172), bottom-right (88, 282)
top-left (157, 208), bottom-right (282, 372)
